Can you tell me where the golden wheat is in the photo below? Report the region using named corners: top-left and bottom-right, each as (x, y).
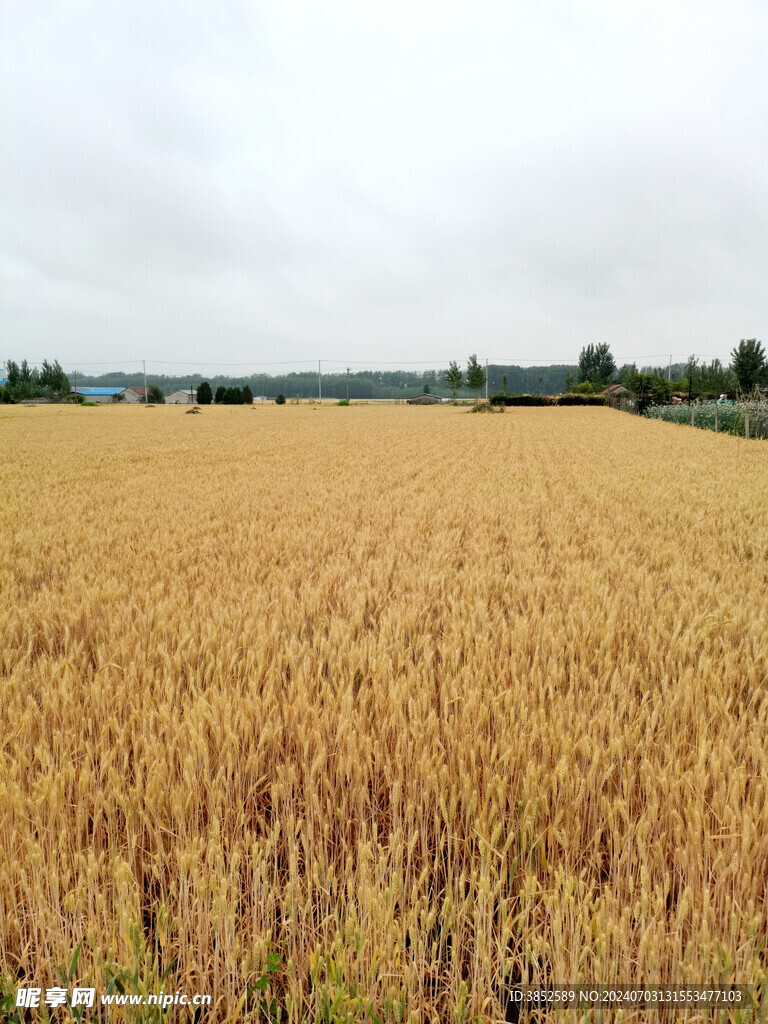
top-left (0, 403), bottom-right (766, 1022)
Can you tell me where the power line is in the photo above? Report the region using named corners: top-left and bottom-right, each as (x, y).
top-left (6, 352), bottom-right (737, 374)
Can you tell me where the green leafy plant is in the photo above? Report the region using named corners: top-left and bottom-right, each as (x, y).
top-left (56, 940), bottom-right (85, 1020)
top-left (244, 942), bottom-right (284, 1022)
top-left (309, 949), bottom-right (382, 1024)
top-left (0, 975), bottom-right (25, 1023)
top-left (99, 916), bottom-right (179, 1024)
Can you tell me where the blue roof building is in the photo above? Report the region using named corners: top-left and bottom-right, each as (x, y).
top-left (74, 386), bottom-right (127, 403)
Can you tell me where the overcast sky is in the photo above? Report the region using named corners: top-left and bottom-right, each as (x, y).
top-left (2, 0), bottom-right (767, 374)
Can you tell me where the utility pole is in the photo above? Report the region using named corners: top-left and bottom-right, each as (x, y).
top-left (668, 356), bottom-right (672, 381)
top-left (318, 360), bottom-right (322, 401)
top-left (346, 367), bottom-right (350, 403)
top-left (143, 360), bottom-right (148, 403)
top-left (485, 359), bottom-right (489, 401)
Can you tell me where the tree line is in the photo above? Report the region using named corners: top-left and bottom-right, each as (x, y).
top-left (2, 341), bottom-right (765, 405)
top-left (567, 339), bottom-right (767, 410)
top-left (58, 364), bottom-right (580, 400)
top-left (195, 383), bottom-right (253, 405)
top-left (0, 360), bottom-right (71, 403)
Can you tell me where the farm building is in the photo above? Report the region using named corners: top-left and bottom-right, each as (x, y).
top-left (406, 394), bottom-right (442, 405)
top-left (73, 387), bottom-right (127, 403)
top-left (124, 387), bottom-right (148, 403)
top-left (165, 389), bottom-right (197, 404)
top-left (603, 384), bottom-right (632, 410)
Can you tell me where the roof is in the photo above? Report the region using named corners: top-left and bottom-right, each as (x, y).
top-left (407, 394), bottom-right (442, 404)
top-left (125, 386), bottom-right (148, 395)
top-left (74, 387), bottom-right (126, 396)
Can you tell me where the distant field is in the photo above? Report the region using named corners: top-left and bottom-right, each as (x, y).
top-left (1, 404), bottom-right (766, 1022)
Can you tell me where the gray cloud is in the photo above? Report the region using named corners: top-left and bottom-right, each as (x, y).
top-left (2, 0), bottom-right (767, 370)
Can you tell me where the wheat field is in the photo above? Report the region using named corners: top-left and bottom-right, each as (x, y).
top-left (1, 403), bottom-right (766, 1022)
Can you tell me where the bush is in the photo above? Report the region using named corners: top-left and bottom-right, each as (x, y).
top-left (337, 399), bottom-right (350, 406)
top-left (489, 393), bottom-right (555, 406)
top-left (557, 394), bottom-right (605, 405)
top-left (275, 393), bottom-right (286, 405)
top-left (489, 392), bottom-right (605, 407)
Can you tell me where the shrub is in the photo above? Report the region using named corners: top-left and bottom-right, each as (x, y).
top-left (275, 393), bottom-right (286, 405)
top-left (338, 399), bottom-right (350, 406)
top-left (557, 394), bottom-right (605, 406)
top-left (489, 393), bottom-right (555, 406)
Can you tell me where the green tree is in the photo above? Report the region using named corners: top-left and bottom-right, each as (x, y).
top-left (730, 338), bottom-right (766, 394)
top-left (444, 361), bottom-right (463, 399)
top-left (465, 354), bottom-right (485, 403)
top-left (683, 355), bottom-right (699, 402)
top-left (5, 359), bottom-right (38, 400)
top-left (698, 359), bottom-right (734, 398)
top-left (215, 385), bottom-right (227, 404)
top-left (626, 371), bottom-right (672, 413)
top-left (275, 393), bottom-right (286, 405)
top-left (242, 384), bottom-right (253, 405)
top-left (617, 363), bottom-right (637, 384)
top-left (197, 381), bottom-right (213, 405)
top-left (38, 359), bottom-right (70, 399)
top-left (147, 383), bottom-right (164, 404)
top-left (578, 343), bottom-right (616, 387)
